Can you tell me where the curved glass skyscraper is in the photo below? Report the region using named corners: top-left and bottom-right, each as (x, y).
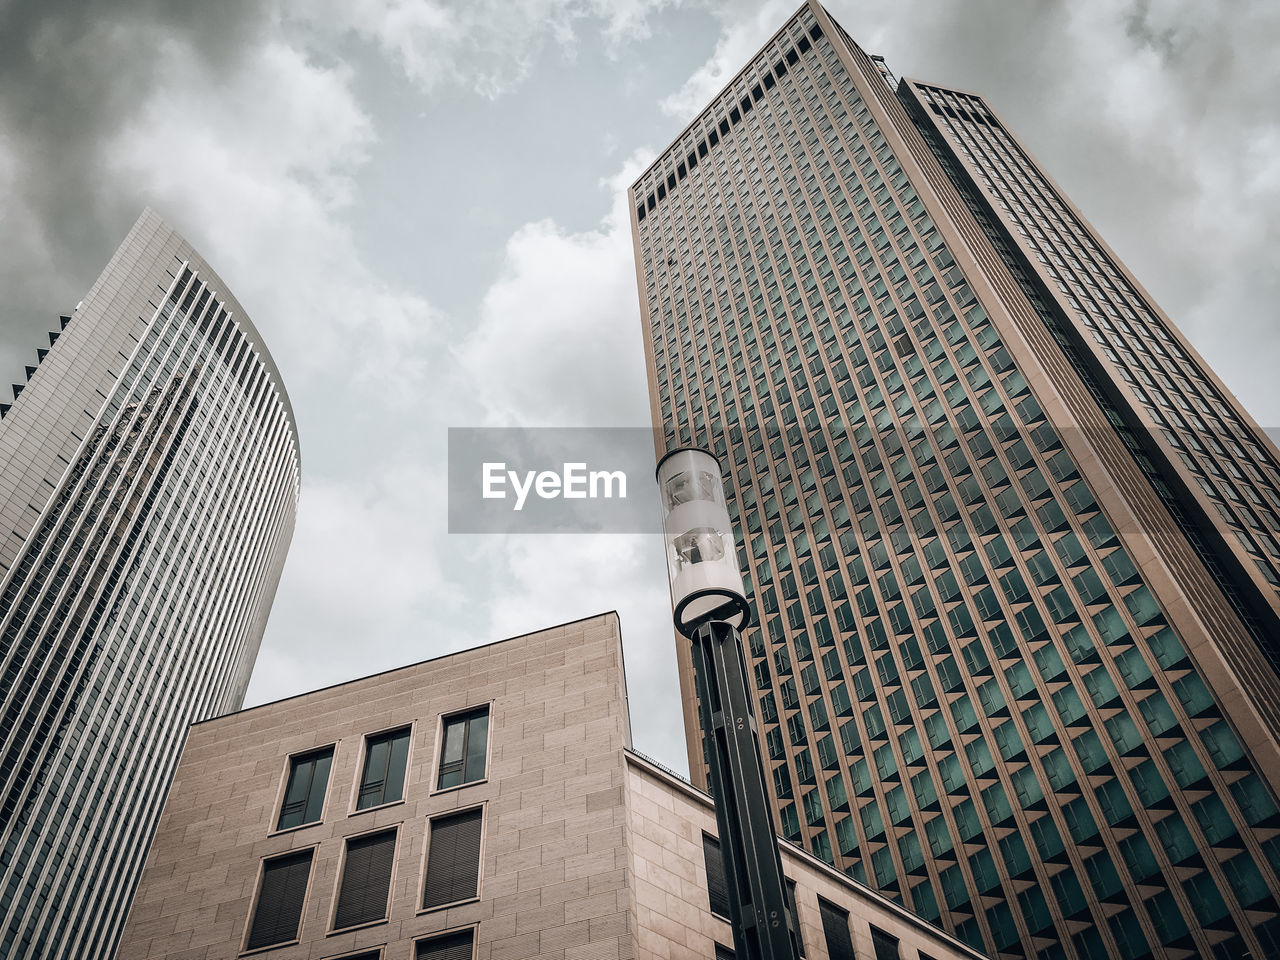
top-left (0, 210), bottom-right (299, 958)
top-left (632, 4), bottom-right (1280, 958)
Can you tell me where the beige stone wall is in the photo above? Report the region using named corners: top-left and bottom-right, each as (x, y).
top-left (115, 613), bottom-right (633, 960)
top-left (117, 608), bottom-right (986, 960)
top-left (622, 752), bottom-right (987, 960)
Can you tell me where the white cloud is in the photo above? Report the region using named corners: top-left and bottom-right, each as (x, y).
top-left (248, 465), bottom-right (465, 700)
top-left (288, 0), bottom-right (682, 99)
top-left (96, 27), bottom-right (495, 710)
top-left (105, 37), bottom-right (441, 401)
top-left (458, 154), bottom-right (654, 427)
top-left (1046, 0), bottom-right (1280, 422)
top-left (456, 153), bottom-right (688, 769)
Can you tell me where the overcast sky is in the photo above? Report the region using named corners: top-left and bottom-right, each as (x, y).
top-left (2, 0), bottom-right (1277, 776)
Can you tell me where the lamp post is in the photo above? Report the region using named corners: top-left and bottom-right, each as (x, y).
top-left (656, 447), bottom-right (801, 960)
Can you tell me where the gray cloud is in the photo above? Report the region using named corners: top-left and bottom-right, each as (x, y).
top-left (0, 0), bottom-right (269, 386)
top-left (2, 0), bottom-right (1276, 783)
top-left (287, 0), bottom-right (681, 98)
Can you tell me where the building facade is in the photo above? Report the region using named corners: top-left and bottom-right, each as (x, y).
top-left (629, 4), bottom-right (1280, 959)
top-left (0, 210), bottom-right (300, 958)
top-left (114, 612), bottom-right (984, 960)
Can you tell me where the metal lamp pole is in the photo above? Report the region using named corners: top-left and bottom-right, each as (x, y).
top-left (656, 448), bottom-right (801, 960)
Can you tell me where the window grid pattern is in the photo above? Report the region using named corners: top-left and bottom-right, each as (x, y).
top-left (898, 86), bottom-right (1280, 741)
top-left (0, 214), bottom-right (300, 959)
top-left (632, 6), bottom-right (1280, 960)
top-left (914, 84), bottom-right (1280, 602)
top-left (899, 81), bottom-right (1280, 775)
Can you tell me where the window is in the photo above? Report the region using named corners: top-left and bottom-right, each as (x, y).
top-left (703, 833), bottom-right (731, 919)
top-left (870, 926), bottom-right (900, 960)
top-left (333, 829), bottom-right (397, 930)
top-left (246, 849), bottom-right (312, 950)
top-left (818, 897), bottom-right (855, 960)
top-left (437, 707), bottom-right (490, 789)
top-left (276, 746), bottom-right (333, 830)
top-left (715, 945), bottom-right (736, 960)
top-left (357, 728), bottom-right (410, 810)
top-left (785, 877), bottom-right (805, 956)
top-left (415, 929), bottom-right (475, 960)
top-left (423, 807), bottom-right (484, 909)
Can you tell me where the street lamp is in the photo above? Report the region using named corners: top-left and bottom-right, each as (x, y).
top-left (656, 447), bottom-right (801, 960)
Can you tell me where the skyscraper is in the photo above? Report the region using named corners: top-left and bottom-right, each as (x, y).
top-left (630, 4), bottom-right (1280, 958)
top-left (0, 210), bottom-right (299, 958)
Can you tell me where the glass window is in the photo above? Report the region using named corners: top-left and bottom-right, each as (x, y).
top-left (703, 833), bottom-right (731, 919)
top-left (819, 898), bottom-right (856, 960)
top-left (438, 707), bottom-right (490, 789)
top-left (415, 929), bottom-right (475, 960)
top-left (423, 807), bottom-right (484, 909)
top-left (355, 728), bottom-right (411, 811)
top-left (334, 829), bottom-right (397, 930)
top-left (246, 849), bottom-right (313, 950)
top-left (276, 746), bottom-right (333, 830)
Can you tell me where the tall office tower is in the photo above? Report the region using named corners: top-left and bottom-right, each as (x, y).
top-left (630, 3), bottom-right (1280, 959)
top-left (0, 210), bottom-right (299, 958)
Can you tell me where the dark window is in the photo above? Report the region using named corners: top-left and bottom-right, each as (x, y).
top-left (423, 807), bottom-right (484, 909)
top-left (415, 929), bottom-right (475, 960)
top-left (785, 877), bottom-right (805, 956)
top-left (333, 829), bottom-right (397, 930)
top-left (438, 707), bottom-right (489, 789)
top-left (246, 849), bottom-right (312, 950)
top-left (277, 746), bottom-right (333, 830)
top-left (703, 833), bottom-right (731, 919)
top-left (819, 897), bottom-right (856, 960)
top-left (334, 953), bottom-right (381, 960)
top-left (358, 728), bottom-right (410, 809)
top-left (871, 925), bottom-right (900, 960)
top-left (715, 945), bottom-right (735, 960)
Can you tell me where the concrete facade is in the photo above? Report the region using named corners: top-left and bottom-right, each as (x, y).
top-left (116, 613), bottom-right (984, 960)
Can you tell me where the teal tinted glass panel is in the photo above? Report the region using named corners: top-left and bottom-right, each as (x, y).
top-left (358, 728), bottom-right (411, 809)
top-left (277, 747), bottom-right (334, 830)
top-left (438, 707), bottom-right (490, 790)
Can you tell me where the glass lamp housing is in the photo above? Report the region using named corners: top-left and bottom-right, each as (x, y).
top-left (656, 447), bottom-right (750, 636)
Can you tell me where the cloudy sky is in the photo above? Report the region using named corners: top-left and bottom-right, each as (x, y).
top-left (2, 0), bottom-right (1277, 776)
